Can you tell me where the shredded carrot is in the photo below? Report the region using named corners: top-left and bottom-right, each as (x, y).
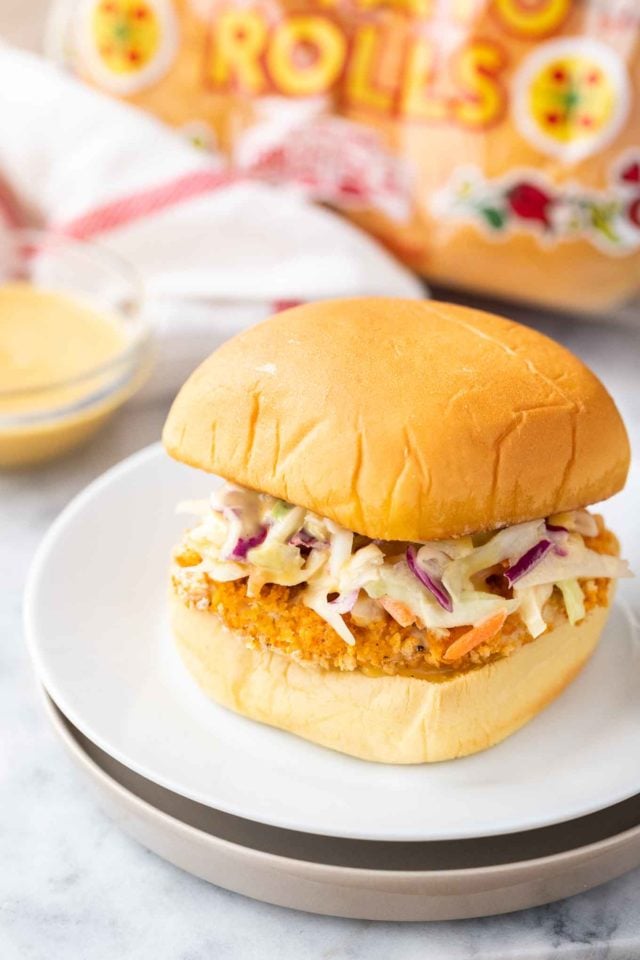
top-left (443, 609), bottom-right (508, 662)
top-left (380, 597), bottom-right (417, 628)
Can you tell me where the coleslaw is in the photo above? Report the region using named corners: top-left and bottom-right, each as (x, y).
top-left (173, 483), bottom-right (631, 648)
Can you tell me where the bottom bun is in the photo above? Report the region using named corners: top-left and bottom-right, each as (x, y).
top-left (169, 591), bottom-right (612, 764)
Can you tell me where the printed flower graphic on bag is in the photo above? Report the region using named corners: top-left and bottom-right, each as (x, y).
top-left (513, 38), bottom-right (630, 163)
top-left (75, 0), bottom-right (178, 94)
top-left (506, 183), bottom-right (554, 229)
top-left (93, 0), bottom-right (161, 74)
top-left (432, 155), bottom-right (640, 254)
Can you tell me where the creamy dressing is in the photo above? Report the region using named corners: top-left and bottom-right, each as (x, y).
top-left (0, 283), bottom-right (133, 466)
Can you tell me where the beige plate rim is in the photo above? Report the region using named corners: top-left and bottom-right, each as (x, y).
top-left (39, 685), bottom-right (640, 889)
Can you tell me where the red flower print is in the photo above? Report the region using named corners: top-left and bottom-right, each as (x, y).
top-left (628, 197), bottom-right (640, 229)
top-left (620, 161), bottom-right (640, 184)
top-left (507, 183), bottom-right (555, 228)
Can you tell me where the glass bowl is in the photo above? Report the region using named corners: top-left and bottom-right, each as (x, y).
top-left (0, 230), bottom-right (151, 467)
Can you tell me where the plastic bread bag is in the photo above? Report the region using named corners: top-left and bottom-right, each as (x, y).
top-left (48, 0), bottom-right (640, 314)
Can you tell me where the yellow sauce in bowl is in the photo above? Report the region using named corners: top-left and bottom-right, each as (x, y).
top-left (1, 283), bottom-right (126, 393)
top-left (0, 283), bottom-right (146, 467)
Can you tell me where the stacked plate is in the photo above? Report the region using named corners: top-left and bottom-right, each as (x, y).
top-left (25, 445), bottom-right (640, 922)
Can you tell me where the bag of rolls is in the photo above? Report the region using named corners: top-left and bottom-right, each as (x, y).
top-left (50, 0), bottom-right (640, 313)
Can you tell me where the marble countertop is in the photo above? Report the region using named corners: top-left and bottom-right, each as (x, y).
top-left (2, 307), bottom-right (640, 960)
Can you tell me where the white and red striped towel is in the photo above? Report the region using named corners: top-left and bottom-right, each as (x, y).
top-left (0, 46), bottom-right (423, 399)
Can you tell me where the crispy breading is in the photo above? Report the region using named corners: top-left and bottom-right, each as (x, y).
top-left (171, 519), bottom-right (617, 676)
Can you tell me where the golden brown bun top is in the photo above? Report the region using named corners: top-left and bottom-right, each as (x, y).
top-left (162, 298), bottom-right (630, 541)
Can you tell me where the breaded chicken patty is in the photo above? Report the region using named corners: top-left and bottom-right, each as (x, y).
top-left (172, 525), bottom-right (617, 676)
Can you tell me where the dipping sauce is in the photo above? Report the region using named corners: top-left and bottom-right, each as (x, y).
top-left (0, 283), bottom-right (125, 394)
top-left (0, 283), bottom-right (141, 467)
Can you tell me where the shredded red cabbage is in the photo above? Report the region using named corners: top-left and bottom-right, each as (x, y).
top-left (505, 539), bottom-right (553, 586)
top-left (229, 526), bottom-right (268, 560)
top-left (406, 546), bottom-right (453, 612)
top-left (290, 529), bottom-right (326, 549)
top-left (329, 590), bottom-right (359, 614)
top-left (545, 522), bottom-right (569, 557)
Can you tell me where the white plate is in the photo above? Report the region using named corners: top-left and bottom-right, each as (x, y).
top-left (25, 444), bottom-right (640, 842)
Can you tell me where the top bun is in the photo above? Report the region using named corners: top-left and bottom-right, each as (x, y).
top-left (163, 299), bottom-right (630, 541)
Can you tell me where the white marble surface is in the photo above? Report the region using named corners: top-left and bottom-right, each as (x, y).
top-left (2, 308), bottom-right (640, 960)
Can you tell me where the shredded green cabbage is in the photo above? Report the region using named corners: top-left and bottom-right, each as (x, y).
top-left (557, 579), bottom-right (586, 625)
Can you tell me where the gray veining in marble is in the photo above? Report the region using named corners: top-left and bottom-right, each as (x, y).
top-left (2, 306), bottom-right (640, 960)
